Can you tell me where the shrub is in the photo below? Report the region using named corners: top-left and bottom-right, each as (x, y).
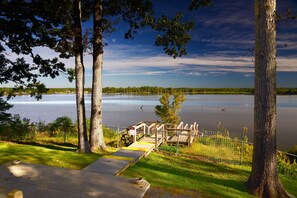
top-left (278, 152), bottom-right (297, 178)
top-left (35, 119), bottom-right (49, 132)
top-left (159, 145), bottom-right (177, 153)
top-left (48, 116), bottom-right (74, 143)
top-left (0, 114), bottom-right (36, 141)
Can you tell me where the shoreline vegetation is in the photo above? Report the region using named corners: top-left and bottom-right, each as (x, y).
top-left (1, 87), bottom-right (297, 96)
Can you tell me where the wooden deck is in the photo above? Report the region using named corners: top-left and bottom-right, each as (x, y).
top-left (127, 121), bottom-right (199, 150)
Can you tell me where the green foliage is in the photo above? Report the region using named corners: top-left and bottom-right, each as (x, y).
top-left (35, 120), bottom-right (49, 132)
top-left (0, 97), bottom-right (12, 123)
top-left (277, 153), bottom-right (297, 178)
top-left (2, 87), bottom-right (296, 96)
top-left (102, 126), bottom-right (117, 139)
top-left (0, 115), bottom-right (36, 142)
top-left (154, 13), bottom-right (194, 58)
top-left (159, 145), bottom-right (178, 153)
top-left (48, 116), bottom-right (74, 143)
top-left (155, 92), bottom-right (186, 125)
top-left (188, 0), bottom-right (213, 10)
top-left (0, 1), bottom-right (67, 96)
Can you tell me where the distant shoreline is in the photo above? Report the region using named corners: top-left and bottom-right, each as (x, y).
top-left (1, 87), bottom-right (297, 96)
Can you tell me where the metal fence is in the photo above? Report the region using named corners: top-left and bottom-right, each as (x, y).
top-left (193, 129), bottom-right (253, 165)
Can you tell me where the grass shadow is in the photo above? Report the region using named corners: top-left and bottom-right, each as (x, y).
top-left (124, 152), bottom-right (253, 197)
top-left (12, 141), bottom-right (77, 152)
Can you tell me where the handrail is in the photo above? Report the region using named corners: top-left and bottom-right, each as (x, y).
top-left (177, 122), bottom-right (184, 129)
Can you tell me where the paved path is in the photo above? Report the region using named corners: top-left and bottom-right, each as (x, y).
top-left (0, 141), bottom-right (156, 198)
top-left (83, 141), bottom-right (155, 175)
top-left (0, 161), bottom-right (149, 198)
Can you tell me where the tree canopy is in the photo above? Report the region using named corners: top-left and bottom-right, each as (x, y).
top-left (0, 0), bottom-right (71, 98)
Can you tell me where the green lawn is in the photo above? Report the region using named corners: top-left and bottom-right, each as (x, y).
top-left (0, 141), bottom-right (102, 169)
top-left (122, 152), bottom-right (297, 198)
top-left (1, 141), bottom-right (296, 197)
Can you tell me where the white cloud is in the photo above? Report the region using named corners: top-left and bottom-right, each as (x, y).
top-left (4, 42), bottom-right (296, 79)
top-left (103, 53), bottom-right (297, 76)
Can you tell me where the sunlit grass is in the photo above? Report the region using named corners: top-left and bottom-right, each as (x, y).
top-left (123, 152), bottom-right (297, 197)
top-left (0, 141), bottom-right (103, 169)
top-left (123, 152), bottom-right (254, 197)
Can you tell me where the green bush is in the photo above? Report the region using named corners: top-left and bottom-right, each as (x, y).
top-left (159, 145), bottom-right (177, 153)
top-left (0, 114), bottom-right (36, 141)
top-left (278, 152), bottom-right (297, 178)
top-left (35, 119), bottom-right (49, 132)
top-left (103, 126), bottom-right (117, 139)
top-left (48, 116), bottom-right (74, 143)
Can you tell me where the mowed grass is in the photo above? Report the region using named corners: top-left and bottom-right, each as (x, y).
top-left (0, 141), bottom-right (102, 169)
top-left (122, 152), bottom-right (297, 198)
top-left (1, 139), bottom-right (296, 197)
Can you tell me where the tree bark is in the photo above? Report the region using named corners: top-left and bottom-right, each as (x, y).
top-left (89, 0), bottom-right (106, 151)
top-left (247, 0), bottom-right (291, 197)
top-left (73, 0), bottom-right (91, 153)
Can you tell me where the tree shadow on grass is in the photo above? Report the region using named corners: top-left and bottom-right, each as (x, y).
top-left (13, 141), bottom-right (77, 152)
top-left (126, 154), bottom-right (252, 197)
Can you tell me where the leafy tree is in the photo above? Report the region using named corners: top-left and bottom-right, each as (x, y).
top-left (247, 0), bottom-right (291, 197)
top-left (0, 97), bottom-right (12, 123)
top-left (0, 0), bottom-right (68, 99)
top-left (1, 0), bottom-right (211, 152)
top-left (155, 92), bottom-right (186, 125)
top-left (88, 0), bottom-right (211, 151)
top-left (49, 116), bottom-right (74, 143)
top-left (0, 114), bottom-right (35, 141)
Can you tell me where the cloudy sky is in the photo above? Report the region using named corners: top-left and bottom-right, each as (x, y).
top-left (39, 0), bottom-right (297, 88)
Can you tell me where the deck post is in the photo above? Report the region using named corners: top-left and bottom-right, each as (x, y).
top-left (188, 130), bottom-right (191, 146)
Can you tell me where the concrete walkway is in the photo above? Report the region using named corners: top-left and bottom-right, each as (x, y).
top-left (0, 162), bottom-right (149, 198)
top-left (83, 142), bottom-right (155, 175)
top-left (0, 142), bottom-right (156, 198)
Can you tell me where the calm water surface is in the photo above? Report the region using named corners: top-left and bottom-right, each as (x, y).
top-left (7, 94), bottom-right (297, 150)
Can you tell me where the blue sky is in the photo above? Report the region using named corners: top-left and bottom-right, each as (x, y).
top-left (10, 0), bottom-right (297, 88)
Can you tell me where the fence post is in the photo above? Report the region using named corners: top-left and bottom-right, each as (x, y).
top-left (240, 127), bottom-right (245, 165)
top-left (188, 130), bottom-right (191, 146)
top-left (117, 126), bottom-right (119, 148)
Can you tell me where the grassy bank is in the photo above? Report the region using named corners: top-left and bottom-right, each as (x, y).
top-left (1, 139), bottom-right (296, 197)
top-left (0, 141), bottom-right (102, 169)
top-left (122, 152), bottom-right (297, 197)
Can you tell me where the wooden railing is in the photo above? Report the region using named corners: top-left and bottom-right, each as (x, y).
top-left (127, 121), bottom-right (199, 149)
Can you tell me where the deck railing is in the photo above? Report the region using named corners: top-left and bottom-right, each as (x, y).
top-left (127, 121), bottom-right (199, 149)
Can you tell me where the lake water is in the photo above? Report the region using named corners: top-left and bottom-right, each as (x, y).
top-left (7, 94), bottom-right (297, 150)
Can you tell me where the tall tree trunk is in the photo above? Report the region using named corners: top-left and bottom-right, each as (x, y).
top-left (247, 0), bottom-right (290, 197)
top-left (89, 0), bottom-right (106, 151)
top-left (74, 0), bottom-right (91, 153)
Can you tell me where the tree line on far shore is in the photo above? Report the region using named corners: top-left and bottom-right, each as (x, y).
top-left (1, 87), bottom-right (297, 96)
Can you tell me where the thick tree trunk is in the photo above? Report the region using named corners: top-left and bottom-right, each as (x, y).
top-left (247, 0), bottom-right (291, 197)
top-left (89, 0), bottom-right (106, 151)
top-left (74, 0), bottom-right (90, 153)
